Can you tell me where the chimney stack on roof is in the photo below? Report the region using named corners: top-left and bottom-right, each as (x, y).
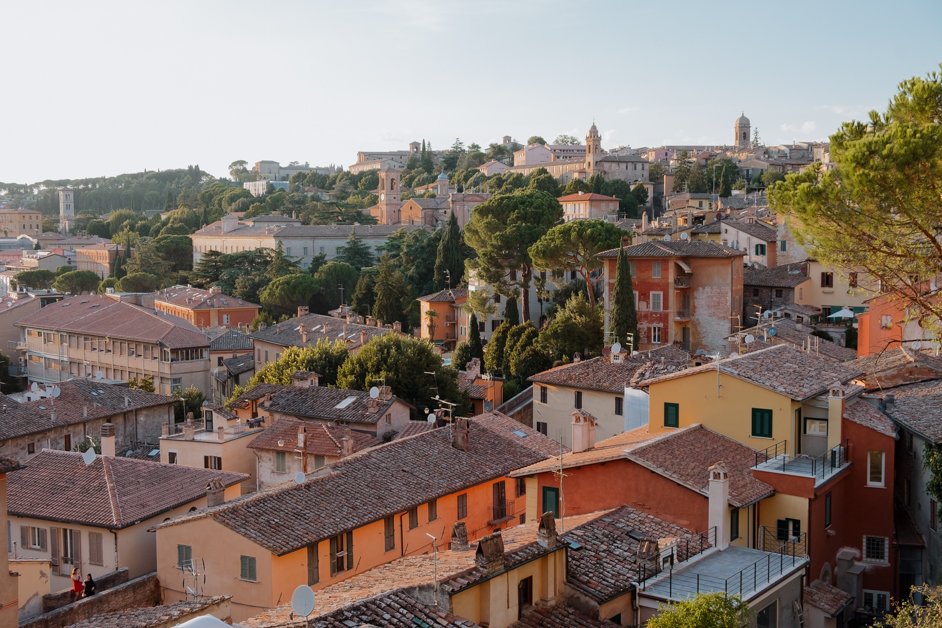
top-left (571, 410), bottom-right (597, 453)
top-left (474, 531), bottom-right (505, 574)
top-left (299, 325), bottom-right (309, 344)
top-left (206, 477), bottom-right (226, 507)
top-left (392, 321), bottom-right (402, 333)
top-left (359, 330), bottom-right (368, 346)
top-left (537, 511), bottom-right (558, 549)
top-left (378, 385), bottom-right (393, 402)
top-left (452, 417), bottom-right (470, 451)
top-left (828, 382), bottom-right (846, 425)
top-left (216, 425), bottom-right (225, 442)
top-left (297, 306), bottom-right (310, 318)
top-left (100, 422), bottom-right (116, 458)
top-left (340, 431), bottom-right (354, 457)
top-left (708, 462), bottom-right (730, 551)
top-left (297, 425), bottom-right (306, 450)
top-left (450, 521), bottom-right (470, 551)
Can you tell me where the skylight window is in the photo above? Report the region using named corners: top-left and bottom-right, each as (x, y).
top-left (334, 396), bottom-right (357, 410)
top-left (511, 429), bottom-right (527, 438)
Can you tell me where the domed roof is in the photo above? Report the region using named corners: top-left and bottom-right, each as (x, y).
top-left (437, 171), bottom-right (448, 181)
top-left (736, 112), bottom-right (750, 125)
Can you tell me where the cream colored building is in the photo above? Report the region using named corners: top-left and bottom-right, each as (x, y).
top-left (0, 459), bottom-right (20, 628)
top-left (795, 260), bottom-right (878, 316)
top-left (0, 208), bottom-right (43, 237)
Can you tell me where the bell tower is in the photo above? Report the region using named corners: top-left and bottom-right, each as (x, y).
top-left (734, 113), bottom-right (751, 149)
top-left (377, 169), bottom-right (402, 224)
top-left (585, 122), bottom-right (602, 175)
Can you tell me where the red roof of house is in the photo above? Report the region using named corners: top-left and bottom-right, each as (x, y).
top-left (557, 192), bottom-right (619, 202)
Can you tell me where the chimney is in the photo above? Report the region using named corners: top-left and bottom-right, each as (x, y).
top-left (100, 423), bottom-right (116, 458)
top-left (297, 305), bottom-right (309, 318)
top-left (359, 330), bottom-right (368, 346)
top-left (291, 371), bottom-right (319, 388)
top-left (450, 521), bottom-right (470, 551)
top-left (297, 425), bottom-right (307, 450)
top-left (366, 315), bottom-right (374, 327)
top-left (206, 478), bottom-right (226, 507)
top-left (299, 325), bottom-right (309, 344)
top-left (537, 511), bottom-right (558, 549)
top-left (474, 531), bottom-right (505, 574)
top-left (340, 432), bottom-right (354, 457)
top-left (827, 383), bottom-right (845, 426)
top-left (161, 424), bottom-right (170, 437)
top-left (378, 385), bottom-right (393, 401)
top-left (392, 321), bottom-right (402, 333)
top-left (708, 462), bottom-right (730, 550)
top-left (571, 410), bottom-right (597, 453)
top-left (183, 419), bottom-right (196, 441)
top-left (452, 417), bottom-right (470, 451)
top-left (217, 426), bottom-right (225, 441)
top-left (464, 358), bottom-right (481, 379)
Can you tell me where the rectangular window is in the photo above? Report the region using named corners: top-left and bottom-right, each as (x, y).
top-left (574, 391), bottom-right (582, 409)
top-left (863, 590), bottom-right (890, 612)
top-left (515, 477), bottom-right (526, 497)
top-left (408, 508), bottom-right (418, 530)
top-left (168, 451), bottom-right (177, 464)
top-left (329, 531), bottom-right (353, 575)
top-left (774, 288), bottom-right (784, 298)
top-left (864, 536), bottom-right (889, 563)
top-left (457, 493), bottom-right (468, 519)
top-left (651, 326), bottom-right (662, 344)
top-left (649, 291), bottom-right (663, 312)
top-left (651, 261), bottom-right (662, 279)
top-left (867, 451), bottom-right (885, 486)
top-left (427, 499), bottom-right (438, 522)
top-left (730, 508), bottom-right (740, 541)
top-left (848, 272), bottom-right (858, 288)
top-left (61, 528), bottom-right (76, 564)
top-left (240, 555), bottom-right (257, 581)
top-left (821, 272), bottom-right (834, 288)
top-left (492, 481), bottom-right (507, 520)
top-left (751, 408), bottom-right (773, 438)
top-left (27, 443), bottom-right (35, 455)
top-left (536, 422), bottom-right (547, 435)
top-left (615, 396), bottom-right (623, 416)
top-left (825, 492), bottom-right (832, 528)
top-left (755, 243), bottom-right (767, 256)
top-left (204, 455), bottom-right (223, 470)
top-left (779, 240), bottom-right (787, 252)
top-left (384, 516), bottom-right (395, 551)
top-left (756, 601), bottom-right (777, 628)
top-left (664, 402), bottom-right (679, 428)
top-left (21, 525), bottom-right (47, 551)
top-left (931, 500), bottom-right (937, 531)
top-left (89, 532), bottom-right (103, 566)
top-left (177, 544), bottom-right (193, 569)
top-left (539, 386), bottom-right (547, 404)
top-left (274, 451), bottom-right (287, 473)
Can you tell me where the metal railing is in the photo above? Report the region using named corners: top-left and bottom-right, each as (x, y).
top-left (755, 440), bottom-right (848, 481)
top-left (758, 526), bottom-right (808, 557)
top-left (674, 276), bottom-right (691, 288)
top-left (674, 309), bottom-right (691, 319)
top-left (755, 440), bottom-right (788, 466)
top-left (637, 527), bottom-right (716, 586)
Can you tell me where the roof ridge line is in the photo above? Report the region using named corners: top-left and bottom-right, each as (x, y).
top-left (101, 457), bottom-right (123, 527)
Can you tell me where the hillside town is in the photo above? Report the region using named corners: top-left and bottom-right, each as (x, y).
top-left (1, 5), bottom-right (941, 627)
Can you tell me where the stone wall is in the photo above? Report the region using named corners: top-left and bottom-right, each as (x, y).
top-left (23, 572), bottom-right (158, 628)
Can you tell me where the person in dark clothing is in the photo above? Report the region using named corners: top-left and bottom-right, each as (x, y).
top-left (83, 574), bottom-right (96, 597)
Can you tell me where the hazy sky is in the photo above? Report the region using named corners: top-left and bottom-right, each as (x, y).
top-left (3, 0), bottom-right (940, 183)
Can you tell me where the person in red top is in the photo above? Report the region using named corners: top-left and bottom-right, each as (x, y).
top-left (70, 568), bottom-right (83, 601)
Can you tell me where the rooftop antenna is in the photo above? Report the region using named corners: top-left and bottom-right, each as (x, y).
top-left (553, 436), bottom-right (569, 532)
top-left (425, 532), bottom-right (439, 605)
top-left (337, 283), bottom-right (345, 307)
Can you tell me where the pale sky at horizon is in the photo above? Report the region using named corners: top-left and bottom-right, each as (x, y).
top-left (2, 0), bottom-right (940, 183)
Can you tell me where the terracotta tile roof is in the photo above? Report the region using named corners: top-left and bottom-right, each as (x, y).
top-left (557, 192), bottom-right (619, 202)
top-left (155, 285), bottom-right (259, 310)
top-left (392, 421), bottom-right (438, 440)
top-left (625, 425), bottom-right (774, 508)
top-left (167, 412), bottom-right (565, 555)
top-left (440, 540), bottom-right (558, 595)
top-left (640, 344), bottom-right (862, 400)
top-left (309, 590), bottom-right (477, 627)
top-left (876, 379), bottom-right (942, 443)
top-left (843, 398), bottom-right (896, 438)
top-left (512, 604), bottom-right (620, 627)
top-left (529, 344), bottom-right (693, 393)
top-left (804, 580), bottom-right (853, 616)
top-left (8, 451), bottom-right (246, 529)
top-left (733, 318), bottom-right (857, 362)
top-left (0, 380), bottom-right (175, 441)
top-left (743, 263), bottom-right (809, 288)
top-left (458, 374), bottom-right (488, 399)
top-left (417, 286), bottom-right (469, 303)
top-left (208, 328), bottom-right (254, 351)
top-left (511, 426), bottom-right (660, 476)
top-left (0, 457), bottom-right (20, 474)
top-left (598, 240), bottom-right (745, 259)
top-left (251, 312), bottom-right (390, 350)
top-left (14, 294), bottom-right (209, 348)
top-left (562, 505), bottom-right (703, 603)
top-left (723, 218), bottom-right (777, 242)
top-left (265, 386), bottom-right (403, 425)
top-left (849, 348), bottom-right (942, 388)
top-left (231, 383), bottom-right (285, 407)
top-left (247, 418), bottom-right (378, 456)
top-left (66, 596), bottom-right (232, 627)
top-left (243, 511), bottom-right (605, 627)
top-left (691, 221), bottom-right (722, 234)
top-left (222, 353), bottom-right (254, 376)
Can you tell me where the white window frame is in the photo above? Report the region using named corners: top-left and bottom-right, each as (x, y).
top-left (863, 536), bottom-right (889, 563)
top-left (650, 291), bottom-right (663, 312)
top-left (651, 326), bottom-right (662, 344)
top-left (862, 589), bottom-right (890, 611)
top-left (274, 451), bottom-right (287, 473)
top-left (867, 451), bottom-right (885, 487)
top-left (651, 261), bottom-right (662, 279)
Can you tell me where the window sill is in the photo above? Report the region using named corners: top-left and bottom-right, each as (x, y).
top-left (866, 483), bottom-right (886, 489)
top-left (488, 515), bottom-right (515, 526)
top-left (238, 578), bottom-right (259, 584)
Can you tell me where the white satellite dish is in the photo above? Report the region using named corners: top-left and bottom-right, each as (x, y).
top-left (176, 616), bottom-right (231, 628)
top-left (679, 232), bottom-right (689, 240)
top-left (49, 386), bottom-right (61, 399)
top-left (95, 370), bottom-right (105, 381)
top-left (291, 585), bottom-right (316, 618)
top-left (662, 234), bottom-right (671, 241)
top-left (763, 310), bottom-right (773, 319)
top-left (81, 448), bottom-right (96, 466)
top-left (294, 472), bottom-right (306, 485)
top-left (743, 334), bottom-right (756, 345)
top-left (427, 413), bottom-right (437, 423)
top-left (30, 382), bottom-right (38, 393)
top-left (611, 342), bottom-right (622, 355)
top-left (369, 386), bottom-right (380, 399)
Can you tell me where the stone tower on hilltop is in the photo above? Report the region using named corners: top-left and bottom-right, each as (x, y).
top-left (585, 122), bottom-right (602, 176)
top-left (377, 169), bottom-right (402, 224)
top-left (735, 113), bottom-right (751, 149)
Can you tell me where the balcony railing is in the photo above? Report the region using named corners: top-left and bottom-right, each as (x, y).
top-left (674, 309), bottom-right (691, 320)
top-left (674, 276), bottom-right (691, 288)
top-left (636, 527), bottom-right (716, 585)
top-left (758, 526), bottom-right (808, 558)
top-left (754, 439), bottom-right (849, 483)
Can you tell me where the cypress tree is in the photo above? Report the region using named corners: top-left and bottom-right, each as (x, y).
top-left (503, 294), bottom-right (520, 326)
top-left (468, 313), bottom-right (483, 360)
top-left (433, 212), bottom-right (464, 290)
top-left (611, 247), bottom-right (639, 351)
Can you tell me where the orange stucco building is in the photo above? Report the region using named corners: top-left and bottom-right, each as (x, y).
top-left (417, 287), bottom-right (467, 350)
top-left (154, 285), bottom-right (259, 329)
top-left (856, 289), bottom-right (941, 357)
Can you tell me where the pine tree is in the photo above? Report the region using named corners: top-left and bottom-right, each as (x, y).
top-left (468, 313), bottom-right (483, 361)
top-left (503, 294), bottom-right (520, 326)
top-left (433, 212), bottom-right (464, 290)
top-left (372, 254), bottom-right (407, 326)
top-left (610, 247), bottom-right (639, 351)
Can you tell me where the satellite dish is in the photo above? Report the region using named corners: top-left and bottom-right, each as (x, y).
top-left (662, 234), bottom-right (671, 241)
top-left (294, 472), bottom-right (306, 485)
top-left (743, 334), bottom-right (756, 345)
top-left (369, 386), bottom-right (380, 399)
top-left (49, 386), bottom-right (61, 399)
top-left (291, 585), bottom-right (316, 617)
top-left (611, 342), bottom-right (622, 355)
top-left (30, 382), bottom-right (38, 393)
top-left (427, 413), bottom-right (437, 423)
top-left (81, 448), bottom-right (96, 466)
top-left (176, 614), bottom-right (232, 628)
top-left (768, 327), bottom-right (777, 337)
top-left (95, 370), bottom-right (105, 381)
top-left (763, 310), bottom-right (773, 319)
top-left (679, 232), bottom-right (689, 240)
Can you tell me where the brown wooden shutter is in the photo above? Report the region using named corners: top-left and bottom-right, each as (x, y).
top-left (73, 529), bottom-right (82, 571)
top-left (307, 542), bottom-right (318, 585)
top-left (50, 527), bottom-right (60, 566)
top-left (329, 536), bottom-right (337, 576)
top-left (89, 532), bottom-right (103, 566)
top-left (20, 525), bottom-right (28, 550)
top-left (345, 531), bottom-right (353, 571)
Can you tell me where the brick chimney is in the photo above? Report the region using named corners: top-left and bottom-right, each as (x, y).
top-left (392, 321), bottom-right (402, 333)
top-left (571, 410), bottom-right (597, 453)
top-left (297, 306), bottom-right (309, 318)
top-left (297, 425), bottom-right (306, 450)
top-left (450, 521), bottom-right (470, 551)
top-left (359, 330), bottom-right (368, 346)
top-left (378, 385), bottom-right (393, 401)
top-left (100, 423), bottom-right (116, 458)
top-left (340, 432), bottom-right (354, 457)
top-left (206, 478), bottom-right (226, 507)
top-left (537, 511), bottom-right (558, 549)
top-left (299, 325), bottom-right (309, 344)
top-left (474, 532), bottom-right (505, 574)
top-left (708, 462), bottom-right (730, 550)
top-left (452, 417), bottom-right (470, 451)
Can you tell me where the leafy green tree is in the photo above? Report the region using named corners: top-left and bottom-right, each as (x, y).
top-left (610, 247), bottom-right (639, 350)
top-left (484, 321), bottom-right (511, 375)
top-left (672, 151), bottom-right (692, 192)
top-left (876, 584), bottom-right (942, 627)
top-left (529, 220), bottom-right (624, 308)
top-left (646, 593), bottom-right (750, 628)
top-left (433, 212), bottom-right (464, 290)
top-left (266, 241), bottom-right (300, 280)
top-left (190, 250), bottom-right (226, 287)
top-left (351, 267), bottom-right (378, 316)
top-left (53, 270), bottom-right (101, 295)
top-left (336, 230), bottom-right (375, 270)
top-left (703, 157), bottom-right (738, 197)
top-left (453, 341), bottom-right (473, 370)
top-left (770, 66), bottom-right (942, 330)
top-left (246, 340), bottom-right (349, 390)
top-left (117, 272), bottom-right (158, 292)
top-left (760, 169), bottom-right (785, 188)
top-left (562, 179), bottom-right (591, 195)
top-left (502, 295), bottom-right (520, 326)
top-left (337, 334), bottom-right (461, 418)
top-left (510, 344), bottom-right (554, 383)
top-left (259, 273), bottom-right (319, 318)
top-left (526, 136), bottom-right (547, 145)
top-left (527, 171), bottom-right (561, 197)
top-left (588, 173), bottom-right (606, 194)
top-left (372, 255), bottom-right (408, 326)
top-left (501, 324), bottom-right (530, 376)
top-left (465, 189), bottom-right (562, 322)
top-left (505, 323), bottom-right (539, 379)
top-left (128, 376), bottom-right (155, 392)
top-left (631, 183), bottom-right (649, 207)
top-left (12, 269), bottom-right (55, 290)
top-left (464, 290), bottom-right (496, 322)
top-left (313, 261), bottom-right (359, 313)
top-left (178, 386), bottom-right (206, 420)
top-left (538, 294), bottom-right (603, 361)
top-left (467, 313), bottom-right (484, 361)
top-left (553, 134), bottom-right (579, 145)
top-left (97, 277), bottom-right (119, 293)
